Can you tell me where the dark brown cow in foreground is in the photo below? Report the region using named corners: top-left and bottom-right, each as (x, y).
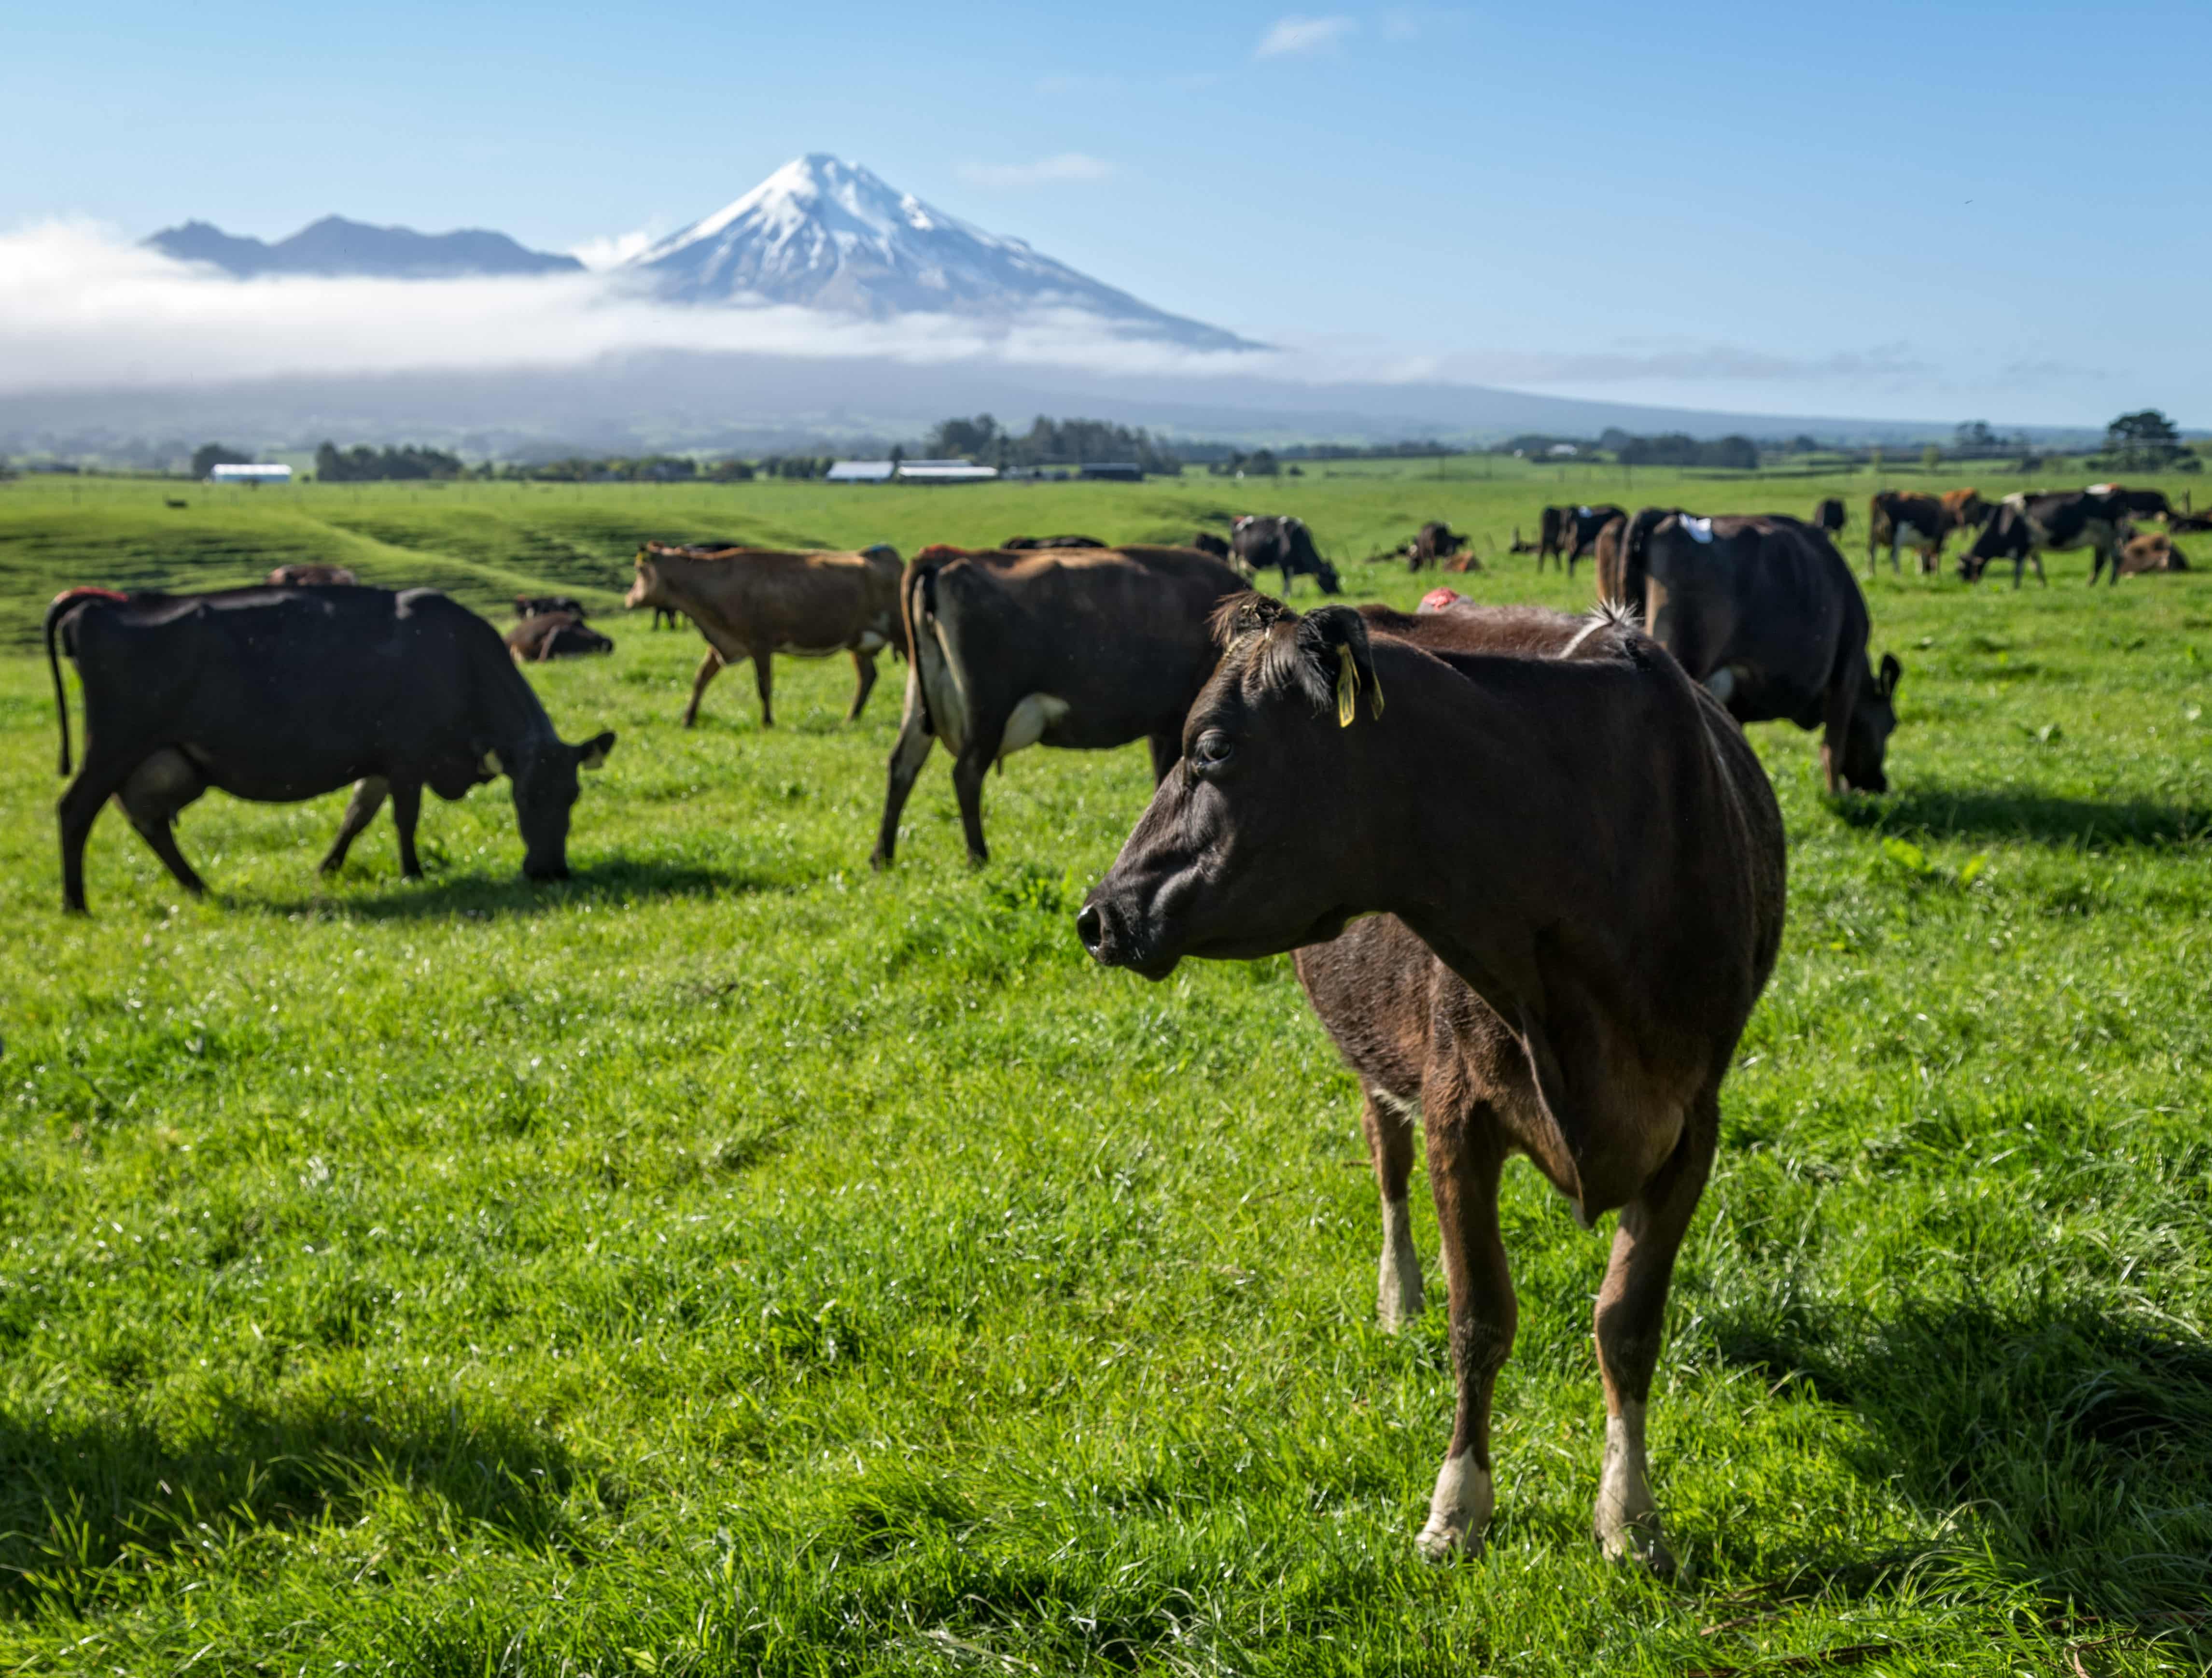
top-left (1813, 497), bottom-right (1846, 536)
top-left (1624, 512), bottom-right (1900, 792)
top-left (267, 564), bottom-right (357, 587)
top-left (625, 541), bottom-right (903, 727)
top-left (506, 611), bottom-right (614, 662)
top-left (1407, 521), bottom-right (1466, 570)
top-left (1001, 534), bottom-right (1107, 550)
top-left (1078, 595), bottom-right (1785, 1569)
top-left (1960, 489), bottom-right (2132, 587)
top-left (1561, 504), bottom-right (1627, 575)
top-left (872, 544), bottom-right (1245, 867)
top-left (1867, 491), bottom-right (1959, 574)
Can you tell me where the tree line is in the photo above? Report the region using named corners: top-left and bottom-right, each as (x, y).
top-left (924, 415), bottom-right (1180, 474)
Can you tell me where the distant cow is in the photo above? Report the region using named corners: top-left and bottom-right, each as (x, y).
top-left (267, 564), bottom-right (357, 587)
top-left (2117, 532), bottom-right (2188, 574)
top-left (1505, 527), bottom-right (1540, 556)
top-left (1232, 515), bottom-right (1341, 594)
top-left (1001, 534), bottom-right (1108, 550)
top-left (507, 611), bottom-right (614, 662)
top-left (1960, 489), bottom-right (2133, 587)
top-left (1561, 505), bottom-right (1627, 575)
top-left (1813, 497), bottom-right (1846, 535)
top-left (515, 594), bottom-right (587, 619)
top-left (1407, 521), bottom-right (1467, 570)
top-left (1940, 487), bottom-right (1995, 534)
top-left (872, 544), bottom-right (1246, 868)
top-left (46, 585), bottom-right (615, 912)
top-left (164, 499), bottom-right (188, 510)
top-left (1867, 492), bottom-right (1960, 575)
top-left (2088, 483), bottom-right (2176, 522)
top-left (1535, 506), bottom-right (1570, 569)
top-left (1078, 594), bottom-right (1785, 1569)
top-left (625, 541), bottom-right (904, 728)
top-left (1191, 532), bottom-right (1232, 560)
top-left (1626, 512), bottom-right (1901, 792)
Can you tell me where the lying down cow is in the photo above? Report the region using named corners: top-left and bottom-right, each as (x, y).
top-left (872, 543), bottom-right (1246, 867)
top-left (1078, 594), bottom-right (1785, 1568)
top-left (47, 585), bottom-right (615, 912)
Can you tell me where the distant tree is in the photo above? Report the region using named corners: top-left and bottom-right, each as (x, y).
top-left (1954, 420), bottom-right (1998, 454)
top-left (192, 442), bottom-right (252, 478)
top-left (2106, 409), bottom-right (2184, 470)
top-left (1245, 449), bottom-right (1280, 477)
top-left (1920, 444), bottom-right (1942, 471)
top-left (708, 458), bottom-right (755, 481)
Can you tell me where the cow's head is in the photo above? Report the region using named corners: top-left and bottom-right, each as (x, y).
top-left (624, 548), bottom-right (669, 613)
top-left (1958, 511), bottom-right (2014, 580)
top-left (1078, 597), bottom-right (1386, 978)
top-left (1314, 558), bottom-right (1344, 595)
top-left (1838, 654), bottom-right (1901, 793)
top-left (504, 731), bottom-right (617, 879)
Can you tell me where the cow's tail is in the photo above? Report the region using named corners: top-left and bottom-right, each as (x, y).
top-left (43, 588), bottom-right (123, 776)
top-left (1612, 508), bottom-right (1667, 620)
top-left (901, 550), bottom-right (973, 753)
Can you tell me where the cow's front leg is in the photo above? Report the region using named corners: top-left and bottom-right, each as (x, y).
top-left (1591, 1087), bottom-right (1716, 1577)
top-left (1415, 1090), bottom-right (1512, 1559)
top-left (390, 781), bottom-right (424, 878)
top-left (751, 648), bottom-right (775, 728)
top-left (1361, 1087), bottom-right (1424, 1331)
top-left (321, 777), bottom-right (388, 874)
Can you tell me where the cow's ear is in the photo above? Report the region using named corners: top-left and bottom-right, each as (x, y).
top-left (577, 730), bottom-right (616, 770)
top-left (1298, 605), bottom-right (1383, 725)
top-left (1878, 653), bottom-right (1902, 697)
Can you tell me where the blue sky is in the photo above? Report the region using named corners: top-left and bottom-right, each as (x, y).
top-left (7, 1), bottom-right (2208, 425)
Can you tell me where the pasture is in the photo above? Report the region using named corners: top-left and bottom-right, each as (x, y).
top-left (1, 464), bottom-right (2209, 1675)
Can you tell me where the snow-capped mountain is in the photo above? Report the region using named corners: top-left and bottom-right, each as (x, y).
top-left (629, 155), bottom-right (1256, 351)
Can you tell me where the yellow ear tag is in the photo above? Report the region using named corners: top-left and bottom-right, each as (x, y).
top-left (1335, 644), bottom-right (1358, 727)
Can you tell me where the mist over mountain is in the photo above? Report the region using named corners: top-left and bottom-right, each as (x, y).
top-left (145, 216), bottom-right (584, 279)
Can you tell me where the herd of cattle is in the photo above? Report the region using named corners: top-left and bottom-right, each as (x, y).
top-left (32, 475), bottom-right (2184, 1567)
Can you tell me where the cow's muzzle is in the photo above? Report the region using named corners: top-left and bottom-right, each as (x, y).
top-left (1076, 894), bottom-right (1178, 979)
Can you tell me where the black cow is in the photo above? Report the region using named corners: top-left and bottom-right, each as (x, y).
top-left (516, 594), bottom-right (587, 619)
top-left (507, 611), bottom-right (615, 661)
top-left (1814, 497), bottom-right (1846, 535)
top-left (2088, 483), bottom-right (2173, 522)
top-left (46, 585), bottom-right (616, 912)
top-left (1000, 535), bottom-right (1108, 550)
top-left (1961, 490), bottom-right (2132, 587)
top-left (1191, 532), bottom-right (1232, 560)
top-left (1561, 504), bottom-right (1627, 574)
top-left (1407, 521), bottom-right (1466, 570)
top-left (1535, 506), bottom-right (1570, 569)
top-left (1231, 515), bottom-right (1340, 594)
top-left (1625, 513), bottom-right (1901, 793)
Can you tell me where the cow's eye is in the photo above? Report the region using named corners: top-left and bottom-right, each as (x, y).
top-left (1190, 730), bottom-right (1234, 773)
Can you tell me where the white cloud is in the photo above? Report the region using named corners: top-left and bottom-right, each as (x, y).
top-left (957, 154), bottom-right (1114, 188)
top-left (1256, 14), bottom-right (1357, 58)
top-left (568, 227), bottom-right (657, 270)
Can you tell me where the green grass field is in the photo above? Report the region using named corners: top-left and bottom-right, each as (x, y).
top-left (1, 464), bottom-right (2209, 1675)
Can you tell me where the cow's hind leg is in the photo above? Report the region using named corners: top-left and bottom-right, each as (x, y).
top-left (1415, 1088), bottom-right (1512, 1559)
top-left (390, 780), bottom-right (424, 878)
top-left (869, 669), bottom-right (935, 869)
top-left (1363, 1088), bottom-right (1425, 1331)
top-left (58, 751), bottom-right (140, 913)
top-left (1591, 1086), bottom-right (1717, 1577)
top-left (680, 648), bottom-right (724, 728)
top-left (951, 735), bottom-right (997, 867)
top-left (114, 747), bottom-right (209, 898)
top-left (847, 649), bottom-right (878, 722)
top-left (752, 648), bottom-right (775, 728)
top-left (320, 777), bottom-right (389, 874)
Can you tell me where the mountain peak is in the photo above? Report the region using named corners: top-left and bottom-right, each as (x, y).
top-left (630, 155), bottom-right (1255, 351)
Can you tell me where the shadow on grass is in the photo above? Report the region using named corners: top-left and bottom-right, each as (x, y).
top-left (0, 1391), bottom-right (579, 1617)
top-left (1834, 784), bottom-right (2212, 849)
top-left (239, 856), bottom-right (780, 921)
top-left (1708, 1297), bottom-right (2212, 1632)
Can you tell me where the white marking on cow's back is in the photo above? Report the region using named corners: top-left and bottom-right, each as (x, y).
top-left (1681, 516), bottom-right (1714, 544)
top-left (996, 692), bottom-right (1069, 763)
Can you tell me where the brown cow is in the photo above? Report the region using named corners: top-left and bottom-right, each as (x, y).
top-left (1077, 595), bottom-right (1785, 1569)
top-left (1940, 486), bottom-right (1994, 534)
top-left (624, 542), bottom-right (902, 728)
top-left (872, 544), bottom-right (1245, 868)
top-left (1867, 491), bottom-right (1960, 574)
top-left (267, 564), bottom-right (357, 586)
top-left (1191, 531), bottom-right (1233, 560)
top-left (1407, 521), bottom-right (1466, 570)
top-left (2117, 532), bottom-right (2188, 574)
top-left (506, 611), bottom-right (614, 662)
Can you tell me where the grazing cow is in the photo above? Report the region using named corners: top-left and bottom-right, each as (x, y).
top-left (1625, 512), bottom-right (1900, 792)
top-left (1077, 594), bottom-right (1785, 1568)
top-left (1960, 489), bottom-right (2132, 587)
top-left (164, 499), bottom-right (188, 510)
top-left (46, 585), bottom-right (615, 912)
top-left (1813, 497), bottom-right (1847, 536)
top-left (1000, 534), bottom-right (1108, 550)
top-left (2116, 532), bottom-right (2187, 574)
top-left (1408, 521), bottom-right (1467, 570)
top-left (507, 611), bottom-right (614, 662)
top-left (515, 594), bottom-right (587, 619)
top-left (2168, 509), bottom-right (2212, 534)
top-left (872, 544), bottom-right (1246, 868)
top-left (1231, 515), bottom-right (1341, 594)
top-left (1940, 487), bottom-right (1995, 534)
top-left (624, 541), bottom-right (903, 728)
top-left (1535, 506), bottom-right (1570, 569)
top-left (2088, 483), bottom-right (2176, 522)
top-left (1562, 505), bottom-right (1628, 575)
top-left (267, 564), bottom-right (357, 587)
top-left (1191, 531), bottom-right (1233, 560)
top-left (1866, 491), bottom-right (1962, 575)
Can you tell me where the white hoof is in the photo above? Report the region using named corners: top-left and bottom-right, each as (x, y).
top-left (1595, 1402), bottom-right (1674, 1575)
top-left (1415, 1452), bottom-right (1491, 1561)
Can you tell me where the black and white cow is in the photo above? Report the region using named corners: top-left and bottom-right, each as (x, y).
top-left (1231, 516), bottom-right (1341, 594)
top-left (1961, 490), bottom-right (2134, 587)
